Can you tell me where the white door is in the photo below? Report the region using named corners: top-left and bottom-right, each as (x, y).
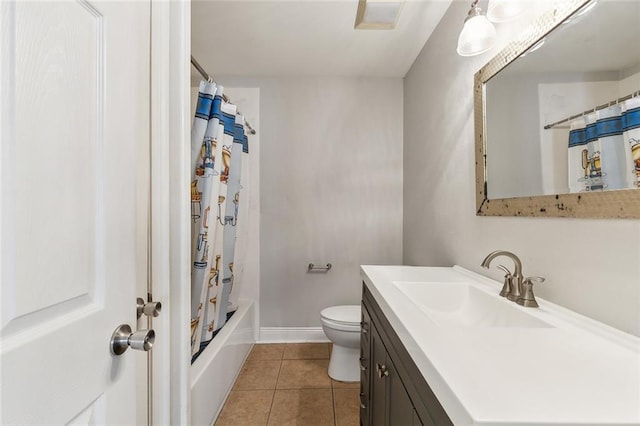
top-left (1, 1), bottom-right (151, 424)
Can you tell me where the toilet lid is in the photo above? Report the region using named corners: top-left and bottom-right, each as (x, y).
top-left (320, 305), bottom-right (360, 325)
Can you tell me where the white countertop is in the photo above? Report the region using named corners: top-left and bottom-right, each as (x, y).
top-left (361, 265), bottom-right (640, 426)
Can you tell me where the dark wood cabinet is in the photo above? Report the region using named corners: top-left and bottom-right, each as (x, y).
top-left (360, 283), bottom-right (452, 426)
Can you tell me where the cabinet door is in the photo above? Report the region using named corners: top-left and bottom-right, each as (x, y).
top-left (387, 359), bottom-right (419, 426)
top-left (370, 325), bottom-right (387, 426)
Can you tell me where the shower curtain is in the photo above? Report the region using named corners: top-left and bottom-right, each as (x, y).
top-left (567, 118), bottom-right (587, 192)
top-left (190, 82), bottom-right (250, 356)
top-left (567, 96), bottom-right (639, 192)
top-left (623, 97), bottom-right (640, 187)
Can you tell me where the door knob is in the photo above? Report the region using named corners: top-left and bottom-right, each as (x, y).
top-left (137, 297), bottom-right (162, 318)
top-left (110, 324), bottom-right (155, 355)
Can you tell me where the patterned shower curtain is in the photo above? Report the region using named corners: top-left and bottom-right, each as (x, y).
top-left (567, 118), bottom-right (588, 192)
top-left (623, 97), bottom-right (640, 187)
top-left (567, 96), bottom-right (639, 192)
top-left (190, 82), bottom-right (250, 356)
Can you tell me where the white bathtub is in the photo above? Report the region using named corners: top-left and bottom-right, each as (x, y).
top-left (190, 300), bottom-right (256, 426)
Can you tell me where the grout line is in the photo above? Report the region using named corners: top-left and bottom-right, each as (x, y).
top-left (273, 386), bottom-right (333, 390)
top-left (265, 359), bottom-right (282, 426)
top-left (274, 358), bottom-right (283, 389)
top-left (332, 386), bottom-right (337, 426)
top-left (265, 389), bottom-right (275, 426)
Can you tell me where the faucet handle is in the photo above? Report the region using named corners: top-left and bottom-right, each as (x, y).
top-left (517, 276), bottom-right (546, 308)
top-left (496, 264), bottom-right (511, 276)
top-left (496, 265), bottom-right (513, 298)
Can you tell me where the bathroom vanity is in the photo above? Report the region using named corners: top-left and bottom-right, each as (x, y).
top-left (360, 283), bottom-right (452, 426)
top-left (359, 265), bottom-right (640, 426)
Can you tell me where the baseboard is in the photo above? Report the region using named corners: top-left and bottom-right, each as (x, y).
top-left (258, 327), bottom-right (330, 343)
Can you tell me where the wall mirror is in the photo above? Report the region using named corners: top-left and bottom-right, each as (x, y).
top-left (475, 0), bottom-right (640, 218)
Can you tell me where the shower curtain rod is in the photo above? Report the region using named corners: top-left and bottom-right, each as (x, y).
top-left (543, 90), bottom-right (640, 130)
top-left (191, 55), bottom-right (257, 135)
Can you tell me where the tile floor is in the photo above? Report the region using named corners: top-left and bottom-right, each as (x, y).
top-left (215, 343), bottom-right (360, 426)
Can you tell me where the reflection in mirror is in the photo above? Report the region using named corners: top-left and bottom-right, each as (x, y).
top-left (484, 0), bottom-right (640, 200)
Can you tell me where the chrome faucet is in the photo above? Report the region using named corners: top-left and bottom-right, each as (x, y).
top-left (481, 250), bottom-right (523, 302)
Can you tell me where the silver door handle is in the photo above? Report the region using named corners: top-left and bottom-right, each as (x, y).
top-left (110, 324), bottom-right (155, 355)
top-left (137, 297), bottom-right (162, 318)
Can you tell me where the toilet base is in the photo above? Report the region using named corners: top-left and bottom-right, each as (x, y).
top-left (328, 345), bottom-right (360, 382)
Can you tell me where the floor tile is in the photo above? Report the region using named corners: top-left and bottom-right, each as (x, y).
top-left (248, 343), bottom-right (286, 361)
top-left (267, 389), bottom-right (334, 426)
top-left (283, 343), bottom-right (330, 360)
top-left (277, 359), bottom-right (332, 389)
top-left (234, 359), bottom-right (281, 390)
top-left (334, 388), bottom-right (360, 426)
top-left (332, 379), bottom-right (360, 389)
top-left (215, 390), bottom-right (274, 426)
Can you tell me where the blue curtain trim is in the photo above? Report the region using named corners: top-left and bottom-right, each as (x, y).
top-left (222, 112), bottom-right (236, 136)
top-left (570, 106), bottom-right (639, 147)
top-left (568, 128), bottom-right (587, 147)
top-left (595, 116), bottom-right (623, 138)
top-left (210, 95), bottom-right (223, 120)
top-left (586, 123), bottom-right (598, 142)
top-left (195, 94), bottom-right (213, 121)
top-left (623, 107), bottom-right (640, 131)
top-left (233, 123), bottom-right (244, 144)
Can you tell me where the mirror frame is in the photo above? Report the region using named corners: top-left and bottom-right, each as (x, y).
top-left (474, 0), bottom-right (640, 219)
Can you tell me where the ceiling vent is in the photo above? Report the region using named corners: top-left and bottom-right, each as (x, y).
top-left (355, 0), bottom-right (405, 30)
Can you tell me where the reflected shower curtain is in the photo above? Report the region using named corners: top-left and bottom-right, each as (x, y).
top-left (567, 97), bottom-right (639, 192)
top-left (623, 96), bottom-right (640, 187)
top-left (190, 83), bottom-right (250, 356)
top-left (568, 119), bottom-right (587, 192)
top-left (567, 113), bottom-right (603, 191)
top-left (595, 105), bottom-right (632, 190)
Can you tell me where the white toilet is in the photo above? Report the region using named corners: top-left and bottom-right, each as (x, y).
top-left (320, 305), bottom-right (361, 382)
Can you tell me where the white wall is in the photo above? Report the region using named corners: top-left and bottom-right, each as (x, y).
top-left (403, 1), bottom-right (640, 336)
top-left (218, 76), bottom-right (404, 328)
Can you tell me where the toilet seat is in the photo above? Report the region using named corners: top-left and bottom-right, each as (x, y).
top-left (320, 305), bottom-right (360, 331)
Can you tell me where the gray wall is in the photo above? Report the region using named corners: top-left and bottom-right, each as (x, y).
top-left (403, 1), bottom-right (640, 336)
top-left (220, 76), bottom-right (404, 327)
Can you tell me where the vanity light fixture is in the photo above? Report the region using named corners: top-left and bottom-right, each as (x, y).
top-left (354, 0), bottom-right (405, 30)
top-left (486, 0), bottom-right (527, 23)
top-left (456, 0), bottom-right (497, 57)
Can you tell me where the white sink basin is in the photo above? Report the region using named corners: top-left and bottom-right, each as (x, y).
top-left (393, 281), bottom-right (553, 328)
top-left (362, 266), bottom-right (640, 425)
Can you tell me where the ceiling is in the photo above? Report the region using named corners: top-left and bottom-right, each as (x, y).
top-left (191, 0), bottom-right (453, 79)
